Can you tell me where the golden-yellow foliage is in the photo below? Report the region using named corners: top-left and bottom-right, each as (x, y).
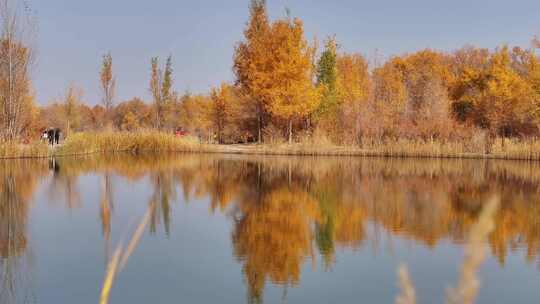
top-left (265, 19), bottom-right (321, 124)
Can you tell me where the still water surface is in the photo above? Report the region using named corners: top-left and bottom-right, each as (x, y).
top-left (1, 154), bottom-right (539, 304)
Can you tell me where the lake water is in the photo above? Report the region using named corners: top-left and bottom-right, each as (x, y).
top-left (1, 154), bottom-right (539, 304)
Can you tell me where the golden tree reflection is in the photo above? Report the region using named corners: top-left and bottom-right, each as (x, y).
top-left (5, 155), bottom-right (540, 303)
top-left (100, 173), bottom-right (114, 263)
top-left (233, 184), bottom-right (320, 303)
top-left (149, 170), bottom-right (177, 236)
top-left (54, 155), bottom-right (540, 302)
top-left (0, 160), bottom-right (46, 304)
top-left (48, 158), bottom-right (81, 210)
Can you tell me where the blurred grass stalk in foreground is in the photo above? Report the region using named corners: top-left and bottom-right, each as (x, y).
top-left (99, 205), bottom-right (153, 304)
top-left (395, 196), bottom-right (500, 304)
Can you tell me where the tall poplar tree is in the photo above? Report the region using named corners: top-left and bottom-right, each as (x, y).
top-left (63, 85), bottom-right (82, 137)
top-left (316, 37), bottom-right (339, 117)
top-left (0, 0), bottom-right (36, 140)
top-left (235, 2), bottom-right (320, 144)
top-left (233, 0), bottom-right (271, 143)
top-left (150, 55), bottom-right (174, 130)
top-left (266, 18), bottom-right (321, 144)
top-left (210, 83), bottom-right (233, 144)
top-left (100, 52), bottom-right (116, 127)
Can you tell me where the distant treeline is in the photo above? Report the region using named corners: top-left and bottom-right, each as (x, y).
top-left (2, 0), bottom-right (540, 153)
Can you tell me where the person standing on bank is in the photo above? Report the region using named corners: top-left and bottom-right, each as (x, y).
top-left (42, 129), bottom-right (49, 142)
top-left (54, 128), bottom-right (61, 145)
top-left (47, 128), bottom-right (55, 145)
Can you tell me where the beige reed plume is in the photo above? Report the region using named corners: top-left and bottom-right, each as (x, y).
top-left (396, 264), bottom-right (416, 304)
top-left (446, 196), bottom-right (499, 304)
top-left (99, 205), bottom-right (153, 304)
top-left (395, 196), bottom-right (500, 304)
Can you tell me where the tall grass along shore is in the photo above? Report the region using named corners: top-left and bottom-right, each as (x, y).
top-left (4, 131), bottom-right (540, 161)
top-left (0, 131), bottom-right (199, 159)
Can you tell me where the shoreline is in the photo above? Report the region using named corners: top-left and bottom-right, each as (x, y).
top-left (3, 131), bottom-right (540, 162)
top-left (177, 144), bottom-right (540, 162)
top-left (3, 142), bottom-right (540, 162)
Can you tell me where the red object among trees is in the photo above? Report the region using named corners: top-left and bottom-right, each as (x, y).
top-left (175, 128), bottom-right (188, 137)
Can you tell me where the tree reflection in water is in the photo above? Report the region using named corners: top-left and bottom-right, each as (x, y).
top-left (174, 156), bottom-right (540, 303)
top-left (3, 155), bottom-right (540, 303)
top-left (0, 160), bottom-right (47, 304)
top-left (48, 158), bottom-right (81, 210)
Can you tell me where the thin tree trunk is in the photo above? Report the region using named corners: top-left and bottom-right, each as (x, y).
top-left (288, 119), bottom-right (293, 145)
top-left (485, 130), bottom-right (494, 155)
top-left (155, 106), bottom-right (160, 130)
top-left (356, 107), bottom-right (362, 147)
top-left (7, 33), bottom-right (14, 140)
top-left (257, 105), bottom-right (262, 144)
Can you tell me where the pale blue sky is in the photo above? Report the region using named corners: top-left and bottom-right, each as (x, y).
top-left (31, 0), bottom-right (540, 105)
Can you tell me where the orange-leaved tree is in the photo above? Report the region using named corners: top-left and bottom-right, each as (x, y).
top-left (210, 83), bottom-right (234, 144)
top-left (372, 58), bottom-right (408, 139)
top-left (265, 17), bottom-right (321, 144)
top-left (233, 0), bottom-right (271, 143)
top-left (335, 53), bottom-right (370, 145)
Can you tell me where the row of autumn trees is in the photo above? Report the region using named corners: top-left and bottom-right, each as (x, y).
top-left (230, 1), bottom-right (540, 147)
top-left (3, 0), bottom-right (540, 148)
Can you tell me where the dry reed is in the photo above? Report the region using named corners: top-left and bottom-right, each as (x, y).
top-left (99, 247), bottom-right (122, 304)
top-left (57, 131), bottom-right (199, 156)
top-left (4, 132), bottom-right (540, 161)
top-left (395, 196), bottom-right (500, 304)
top-left (396, 264), bottom-right (417, 304)
top-left (446, 197), bottom-right (499, 304)
top-left (199, 138), bottom-right (540, 161)
top-left (0, 141), bottom-right (49, 158)
top-left (99, 206), bottom-right (153, 304)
